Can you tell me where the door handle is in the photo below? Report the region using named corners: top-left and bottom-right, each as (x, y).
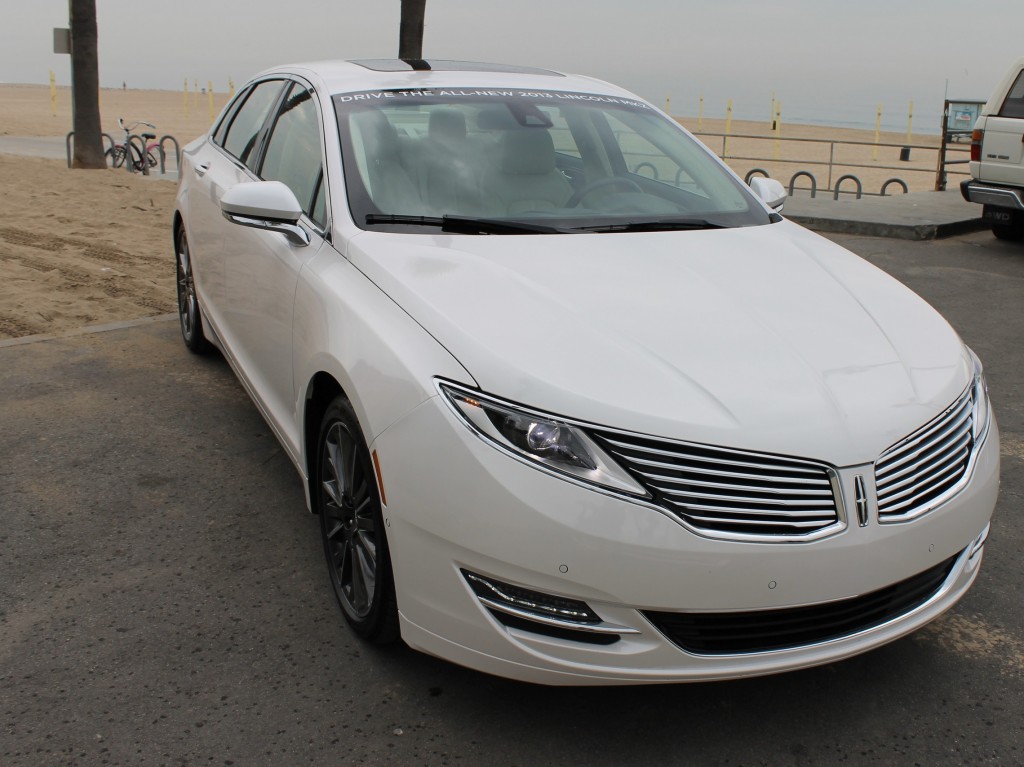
top-left (194, 162), bottom-right (210, 178)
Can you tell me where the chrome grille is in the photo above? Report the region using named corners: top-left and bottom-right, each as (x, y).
top-left (875, 386), bottom-right (975, 522)
top-left (591, 431), bottom-right (841, 541)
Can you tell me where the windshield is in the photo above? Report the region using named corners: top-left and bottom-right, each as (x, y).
top-left (334, 88), bottom-right (772, 233)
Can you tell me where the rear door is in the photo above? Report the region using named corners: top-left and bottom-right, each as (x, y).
top-left (979, 67), bottom-right (1024, 185)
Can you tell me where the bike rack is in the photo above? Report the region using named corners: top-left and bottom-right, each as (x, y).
top-left (158, 135), bottom-right (181, 175)
top-left (788, 171), bottom-right (818, 198)
top-left (65, 131), bottom-right (116, 168)
top-left (127, 134), bottom-right (149, 175)
top-left (744, 168), bottom-right (770, 183)
top-left (880, 178), bottom-right (909, 196)
top-left (833, 174), bottom-right (863, 200)
top-left (633, 161), bottom-right (658, 180)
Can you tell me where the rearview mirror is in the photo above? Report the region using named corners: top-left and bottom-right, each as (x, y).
top-left (220, 181), bottom-right (310, 246)
top-left (748, 177), bottom-right (787, 212)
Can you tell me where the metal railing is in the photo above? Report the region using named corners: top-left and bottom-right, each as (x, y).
top-left (65, 130), bottom-right (180, 175)
top-left (688, 131), bottom-right (966, 197)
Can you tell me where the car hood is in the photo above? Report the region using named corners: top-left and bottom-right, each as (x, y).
top-left (346, 220), bottom-right (970, 466)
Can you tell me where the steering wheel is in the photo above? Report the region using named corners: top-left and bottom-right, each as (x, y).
top-left (566, 177), bottom-right (644, 208)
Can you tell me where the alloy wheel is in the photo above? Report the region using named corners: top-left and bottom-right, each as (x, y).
top-left (320, 421), bottom-right (378, 620)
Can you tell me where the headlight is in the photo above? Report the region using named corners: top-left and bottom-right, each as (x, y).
top-left (967, 347), bottom-right (991, 446)
top-left (437, 381), bottom-right (648, 496)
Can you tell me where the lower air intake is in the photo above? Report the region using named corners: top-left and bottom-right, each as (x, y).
top-left (642, 553), bottom-right (959, 655)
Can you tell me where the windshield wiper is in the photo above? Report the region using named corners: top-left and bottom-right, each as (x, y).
top-left (570, 217), bottom-right (732, 233)
top-left (365, 214), bottom-right (570, 234)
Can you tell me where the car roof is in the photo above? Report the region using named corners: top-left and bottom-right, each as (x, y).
top-left (250, 59), bottom-right (642, 102)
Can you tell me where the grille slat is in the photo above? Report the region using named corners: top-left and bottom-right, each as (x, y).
top-left (876, 430), bottom-right (971, 495)
top-left (634, 462), bottom-right (835, 493)
top-left (653, 487), bottom-right (836, 510)
top-left (592, 431), bottom-right (840, 540)
top-left (876, 407), bottom-right (972, 482)
top-left (600, 436), bottom-right (825, 477)
top-left (875, 458), bottom-right (970, 515)
top-left (877, 441), bottom-right (970, 504)
top-left (876, 386), bottom-right (976, 521)
top-left (681, 511), bottom-right (836, 528)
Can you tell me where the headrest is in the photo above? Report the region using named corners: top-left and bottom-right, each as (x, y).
top-left (500, 129), bottom-right (556, 175)
top-left (352, 110), bottom-right (398, 154)
top-left (428, 108), bottom-right (466, 142)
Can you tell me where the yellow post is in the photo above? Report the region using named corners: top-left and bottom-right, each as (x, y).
top-left (194, 79), bottom-right (199, 109)
top-left (228, 77), bottom-right (235, 98)
top-left (773, 101), bottom-right (782, 160)
top-left (698, 95), bottom-right (703, 131)
top-left (184, 77), bottom-right (189, 116)
top-left (49, 70), bottom-right (57, 116)
top-left (724, 99), bottom-right (733, 157)
top-left (208, 80), bottom-right (214, 122)
top-left (770, 91), bottom-right (776, 128)
top-left (906, 100), bottom-right (914, 144)
top-left (873, 104), bottom-right (883, 161)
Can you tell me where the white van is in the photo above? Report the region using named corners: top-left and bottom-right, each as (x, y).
top-left (962, 57), bottom-right (1024, 240)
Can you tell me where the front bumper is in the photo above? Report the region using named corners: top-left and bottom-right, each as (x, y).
top-left (961, 178), bottom-right (1024, 211)
top-left (371, 394), bottom-right (1000, 685)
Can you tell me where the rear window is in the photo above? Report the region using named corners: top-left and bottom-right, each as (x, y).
top-left (998, 70), bottom-right (1024, 119)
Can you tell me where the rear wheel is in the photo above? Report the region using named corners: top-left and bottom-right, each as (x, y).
top-left (175, 228), bottom-right (210, 354)
top-left (316, 396), bottom-right (399, 643)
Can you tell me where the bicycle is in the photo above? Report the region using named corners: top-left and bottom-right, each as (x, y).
top-left (106, 117), bottom-right (159, 172)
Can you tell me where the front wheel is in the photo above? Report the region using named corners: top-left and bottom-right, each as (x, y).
top-left (175, 228), bottom-right (210, 354)
top-left (316, 397), bottom-right (399, 643)
top-left (105, 145), bottom-right (126, 168)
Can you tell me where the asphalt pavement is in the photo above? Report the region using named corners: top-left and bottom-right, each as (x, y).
top-left (1, 230), bottom-right (1022, 766)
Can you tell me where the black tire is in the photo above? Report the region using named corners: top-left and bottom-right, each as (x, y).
top-left (106, 145), bottom-right (126, 168)
top-left (992, 221), bottom-right (1024, 241)
top-left (145, 149), bottom-right (159, 168)
top-left (175, 228), bottom-right (211, 354)
top-left (316, 396), bottom-right (399, 644)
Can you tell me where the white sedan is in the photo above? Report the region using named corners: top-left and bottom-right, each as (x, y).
top-left (174, 59), bottom-right (999, 685)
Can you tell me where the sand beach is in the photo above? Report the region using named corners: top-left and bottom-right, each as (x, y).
top-left (0, 83), bottom-right (954, 341)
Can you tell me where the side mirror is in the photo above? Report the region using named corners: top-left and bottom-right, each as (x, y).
top-left (749, 177), bottom-right (787, 212)
top-left (220, 181), bottom-right (310, 247)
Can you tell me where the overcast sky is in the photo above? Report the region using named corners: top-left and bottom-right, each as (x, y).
top-left (3, 0), bottom-right (1022, 130)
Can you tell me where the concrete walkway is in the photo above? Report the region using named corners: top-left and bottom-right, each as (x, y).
top-left (783, 188), bottom-right (986, 240)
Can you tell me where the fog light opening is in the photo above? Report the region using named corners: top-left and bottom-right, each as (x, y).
top-left (462, 570), bottom-right (600, 624)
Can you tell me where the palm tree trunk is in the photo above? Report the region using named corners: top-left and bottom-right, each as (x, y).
top-left (398, 0), bottom-right (427, 61)
top-left (70, 0), bottom-right (106, 169)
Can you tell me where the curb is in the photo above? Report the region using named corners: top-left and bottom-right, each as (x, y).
top-left (786, 214), bottom-right (989, 241)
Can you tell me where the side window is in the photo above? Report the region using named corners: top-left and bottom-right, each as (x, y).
top-left (998, 70), bottom-right (1024, 119)
top-left (259, 85), bottom-right (326, 226)
top-left (221, 79), bottom-right (286, 170)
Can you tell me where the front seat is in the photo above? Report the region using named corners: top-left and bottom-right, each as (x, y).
top-left (478, 129), bottom-right (573, 216)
